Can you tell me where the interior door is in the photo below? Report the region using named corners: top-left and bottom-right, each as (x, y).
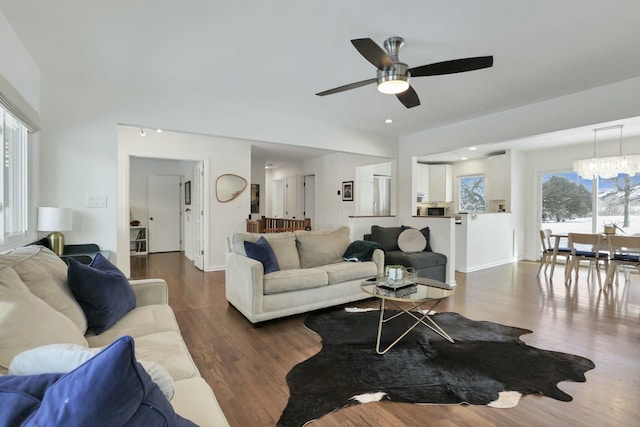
top-left (273, 179), bottom-right (284, 217)
top-left (285, 175), bottom-right (298, 218)
top-left (193, 163), bottom-right (204, 270)
top-left (303, 175), bottom-right (315, 229)
top-left (148, 175), bottom-right (181, 253)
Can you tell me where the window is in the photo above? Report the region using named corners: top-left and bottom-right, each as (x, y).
top-left (459, 175), bottom-right (485, 212)
top-left (541, 171), bottom-right (640, 234)
top-left (0, 105), bottom-right (28, 243)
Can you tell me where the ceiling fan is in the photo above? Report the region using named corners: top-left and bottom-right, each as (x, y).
top-left (316, 37), bottom-right (493, 109)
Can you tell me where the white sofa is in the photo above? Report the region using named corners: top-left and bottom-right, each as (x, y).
top-left (225, 226), bottom-right (384, 324)
top-left (0, 245), bottom-right (228, 426)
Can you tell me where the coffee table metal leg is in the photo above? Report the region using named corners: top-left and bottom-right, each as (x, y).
top-left (375, 299), bottom-right (454, 355)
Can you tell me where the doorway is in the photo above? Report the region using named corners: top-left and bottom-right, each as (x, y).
top-left (148, 175), bottom-right (181, 253)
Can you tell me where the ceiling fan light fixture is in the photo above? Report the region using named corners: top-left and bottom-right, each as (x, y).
top-left (377, 77), bottom-right (409, 94)
top-left (377, 63), bottom-right (410, 94)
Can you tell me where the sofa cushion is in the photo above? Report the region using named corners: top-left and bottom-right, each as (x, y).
top-left (370, 226), bottom-right (402, 252)
top-left (1, 336), bottom-right (196, 427)
top-left (397, 228), bottom-right (427, 252)
top-left (111, 331), bottom-right (200, 382)
top-left (67, 253), bottom-right (136, 334)
top-left (263, 268), bottom-right (328, 294)
top-left (84, 304), bottom-right (180, 344)
top-left (263, 234), bottom-right (300, 270)
top-left (231, 232), bottom-right (300, 270)
top-left (317, 261), bottom-right (378, 285)
top-left (244, 236), bottom-right (280, 274)
top-left (0, 265), bottom-right (88, 373)
top-left (9, 343), bottom-right (174, 401)
top-left (385, 251), bottom-right (447, 270)
top-left (172, 378), bottom-right (230, 427)
top-left (294, 227), bottom-right (351, 268)
top-left (0, 245), bottom-right (87, 333)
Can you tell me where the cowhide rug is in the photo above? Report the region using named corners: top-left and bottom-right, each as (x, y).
top-left (278, 308), bottom-right (595, 427)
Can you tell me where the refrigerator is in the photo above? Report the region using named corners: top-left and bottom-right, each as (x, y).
top-left (373, 175), bottom-right (391, 216)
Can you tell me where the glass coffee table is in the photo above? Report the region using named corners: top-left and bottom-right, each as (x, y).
top-left (361, 276), bottom-right (456, 354)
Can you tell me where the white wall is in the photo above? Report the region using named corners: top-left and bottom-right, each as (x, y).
top-left (399, 76), bottom-right (640, 263)
top-left (304, 152), bottom-right (395, 231)
top-left (32, 66), bottom-right (393, 275)
top-left (117, 126), bottom-right (251, 277)
top-left (0, 10), bottom-right (39, 112)
top-left (250, 155), bottom-right (266, 219)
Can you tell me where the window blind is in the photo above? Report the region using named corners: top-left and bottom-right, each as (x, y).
top-left (0, 73), bottom-right (40, 133)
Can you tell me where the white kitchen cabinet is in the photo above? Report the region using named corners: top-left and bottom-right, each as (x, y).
top-left (485, 154), bottom-right (506, 200)
top-left (416, 163), bottom-right (429, 196)
top-left (428, 164), bottom-right (453, 202)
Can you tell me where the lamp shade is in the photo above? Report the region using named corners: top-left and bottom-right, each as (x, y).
top-left (38, 207), bottom-right (72, 231)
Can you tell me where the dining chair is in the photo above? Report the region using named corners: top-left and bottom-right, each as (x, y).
top-left (605, 234), bottom-right (640, 288)
top-left (565, 233), bottom-right (608, 288)
top-left (537, 229), bottom-right (570, 276)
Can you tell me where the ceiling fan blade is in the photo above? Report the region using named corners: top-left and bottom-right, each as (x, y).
top-left (409, 56), bottom-right (493, 77)
top-left (396, 86), bottom-right (420, 108)
top-left (315, 78), bottom-right (377, 96)
top-left (351, 38), bottom-right (393, 70)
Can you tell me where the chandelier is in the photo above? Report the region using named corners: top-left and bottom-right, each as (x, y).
top-left (573, 124), bottom-right (640, 179)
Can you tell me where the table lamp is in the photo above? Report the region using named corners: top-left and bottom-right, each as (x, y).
top-left (37, 207), bottom-right (72, 256)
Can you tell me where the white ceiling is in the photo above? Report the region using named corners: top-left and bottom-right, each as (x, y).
top-left (3, 1), bottom-right (640, 163)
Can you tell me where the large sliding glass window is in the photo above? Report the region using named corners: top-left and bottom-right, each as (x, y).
top-left (542, 171), bottom-right (640, 234)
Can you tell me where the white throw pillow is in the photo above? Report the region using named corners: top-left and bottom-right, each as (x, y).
top-left (397, 228), bottom-right (427, 252)
top-left (9, 342), bottom-right (175, 401)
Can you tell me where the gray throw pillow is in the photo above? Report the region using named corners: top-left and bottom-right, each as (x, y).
top-left (370, 226), bottom-right (402, 252)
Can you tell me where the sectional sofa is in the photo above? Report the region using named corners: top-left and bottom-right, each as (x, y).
top-left (0, 245), bottom-right (228, 426)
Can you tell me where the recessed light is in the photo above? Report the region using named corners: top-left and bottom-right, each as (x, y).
top-left (385, 118), bottom-right (394, 124)
top-left (155, 129), bottom-right (163, 133)
top-left (468, 147), bottom-right (477, 151)
top-left (461, 157), bottom-right (468, 160)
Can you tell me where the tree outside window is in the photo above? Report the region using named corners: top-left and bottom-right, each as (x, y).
top-left (459, 176), bottom-right (485, 212)
top-left (542, 171), bottom-right (640, 234)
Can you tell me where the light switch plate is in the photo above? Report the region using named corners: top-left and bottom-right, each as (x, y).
top-left (86, 194), bottom-right (107, 208)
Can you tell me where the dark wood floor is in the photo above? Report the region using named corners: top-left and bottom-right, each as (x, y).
top-left (131, 254), bottom-right (639, 427)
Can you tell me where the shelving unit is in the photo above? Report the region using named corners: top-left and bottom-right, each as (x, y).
top-left (130, 226), bottom-right (148, 256)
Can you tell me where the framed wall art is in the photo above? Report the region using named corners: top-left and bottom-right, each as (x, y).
top-left (342, 181), bottom-right (353, 201)
top-left (251, 184), bottom-right (260, 213)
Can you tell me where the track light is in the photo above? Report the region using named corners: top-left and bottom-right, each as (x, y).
top-left (140, 128), bottom-right (146, 136)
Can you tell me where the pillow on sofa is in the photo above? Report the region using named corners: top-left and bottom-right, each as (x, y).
top-left (397, 228), bottom-right (427, 252)
top-left (0, 336), bottom-right (196, 426)
top-left (244, 236), bottom-right (280, 274)
top-left (401, 225), bottom-right (433, 252)
top-left (67, 253), bottom-right (136, 335)
top-left (294, 227), bottom-right (350, 268)
top-left (0, 245), bottom-right (88, 333)
top-left (9, 343), bottom-right (175, 401)
top-left (0, 265), bottom-right (88, 373)
top-left (370, 225), bottom-right (402, 252)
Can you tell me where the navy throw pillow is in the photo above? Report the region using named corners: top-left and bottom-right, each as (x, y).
top-left (420, 226), bottom-right (433, 252)
top-left (0, 336), bottom-right (196, 427)
top-left (244, 236), bottom-right (280, 274)
top-left (67, 253), bottom-right (136, 334)
top-left (0, 373), bottom-right (63, 426)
